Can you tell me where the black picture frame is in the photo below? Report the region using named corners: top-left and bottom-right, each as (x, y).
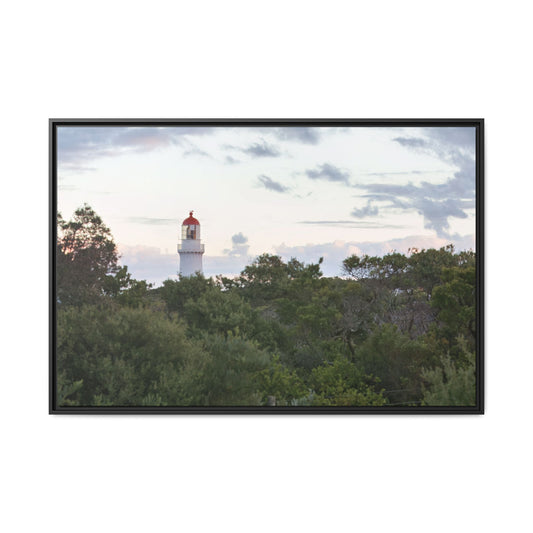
top-left (50, 118), bottom-right (484, 414)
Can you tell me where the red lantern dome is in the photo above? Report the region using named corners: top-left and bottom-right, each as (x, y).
top-left (182, 210), bottom-right (200, 226)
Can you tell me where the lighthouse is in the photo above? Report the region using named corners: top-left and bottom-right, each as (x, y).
top-left (178, 211), bottom-right (205, 277)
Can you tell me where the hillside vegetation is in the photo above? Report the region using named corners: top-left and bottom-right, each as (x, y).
top-left (56, 205), bottom-right (477, 407)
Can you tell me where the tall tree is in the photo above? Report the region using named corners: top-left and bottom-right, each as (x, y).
top-left (431, 263), bottom-right (476, 355)
top-left (57, 204), bottom-right (121, 305)
top-left (421, 338), bottom-right (476, 406)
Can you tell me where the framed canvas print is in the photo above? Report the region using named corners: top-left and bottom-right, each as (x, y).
top-left (50, 119), bottom-right (484, 414)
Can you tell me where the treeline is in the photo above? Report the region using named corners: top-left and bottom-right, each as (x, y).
top-left (56, 205), bottom-right (477, 407)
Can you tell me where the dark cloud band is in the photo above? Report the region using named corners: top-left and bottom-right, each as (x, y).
top-left (352, 127), bottom-right (476, 238)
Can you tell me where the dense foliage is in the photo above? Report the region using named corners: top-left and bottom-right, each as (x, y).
top-left (56, 206), bottom-right (477, 407)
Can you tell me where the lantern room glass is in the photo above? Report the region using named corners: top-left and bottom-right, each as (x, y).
top-left (182, 224), bottom-right (200, 240)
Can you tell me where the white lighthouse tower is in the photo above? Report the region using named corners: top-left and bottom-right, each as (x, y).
top-left (178, 211), bottom-right (205, 277)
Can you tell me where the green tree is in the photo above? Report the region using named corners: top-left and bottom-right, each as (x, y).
top-left (354, 324), bottom-right (436, 405)
top-left (421, 338), bottom-right (476, 406)
top-left (431, 263), bottom-right (476, 352)
top-left (336, 279), bottom-right (380, 355)
top-left (57, 205), bottom-right (133, 305)
top-left (255, 355), bottom-right (308, 405)
top-left (56, 304), bottom-right (208, 406)
top-left (343, 252), bottom-right (410, 283)
top-left (408, 245), bottom-right (461, 298)
top-left (183, 287), bottom-right (257, 339)
top-left (55, 235), bottom-right (477, 409)
top-left (160, 274), bottom-right (215, 315)
top-left (234, 254), bottom-right (323, 306)
top-left (310, 356), bottom-right (386, 406)
top-left (193, 333), bottom-right (270, 406)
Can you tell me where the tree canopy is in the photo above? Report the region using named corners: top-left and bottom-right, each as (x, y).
top-left (56, 205), bottom-right (477, 408)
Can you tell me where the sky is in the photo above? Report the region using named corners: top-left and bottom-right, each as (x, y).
top-left (57, 125), bottom-right (477, 285)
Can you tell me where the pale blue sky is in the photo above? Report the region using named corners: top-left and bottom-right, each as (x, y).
top-left (57, 125), bottom-right (476, 284)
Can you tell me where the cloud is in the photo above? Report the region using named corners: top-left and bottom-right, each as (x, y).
top-left (305, 163), bottom-right (350, 184)
top-left (353, 127), bottom-right (476, 238)
top-left (351, 201), bottom-right (379, 218)
top-left (356, 181), bottom-right (474, 237)
top-left (57, 126), bottom-right (214, 171)
top-left (118, 232), bottom-right (476, 285)
top-left (299, 220), bottom-right (404, 229)
top-left (225, 155), bottom-right (241, 165)
top-left (393, 137), bottom-right (428, 149)
top-left (363, 169), bottom-right (447, 178)
top-left (59, 165), bottom-right (97, 174)
top-left (242, 140), bottom-right (281, 158)
top-left (274, 234), bottom-right (475, 277)
top-left (118, 244), bottom-right (251, 286)
top-left (270, 127), bottom-right (322, 145)
top-left (118, 244), bottom-right (178, 286)
top-left (422, 127), bottom-right (476, 151)
top-left (222, 138), bottom-right (282, 159)
top-left (204, 255), bottom-right (250, 277)
top-left (223, 232), bottom-right (250, 257)
top-left (57, 181), bottom-right (79, 191)
top-left (183, 147), bottom-right (211, 158)
top-left (126, 217), bottom-right (178, 226)
top-left (113, 128), bottom-right (179, 151)
top-left (257, 174), bottom-right (290, 193)
top-left (264, 126), bottom-right (348, 145)
top-left (232, 233), bottom-right (248, 245)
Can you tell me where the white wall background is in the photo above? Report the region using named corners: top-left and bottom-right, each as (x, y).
top-left (1, 1), bottom-right (531, 531)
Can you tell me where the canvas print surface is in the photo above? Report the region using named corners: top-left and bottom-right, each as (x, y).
top-left (53, 122), bottom-right (481, 411)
